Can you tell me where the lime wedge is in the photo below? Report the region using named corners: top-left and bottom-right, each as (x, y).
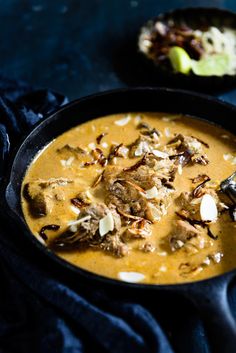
top-left (191, 54), bottom-right (230, 76)
top-left (168, 46), bottom-right (192, 74)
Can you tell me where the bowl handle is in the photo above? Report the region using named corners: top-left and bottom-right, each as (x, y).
top-left (4, 181), bottom-right (22, 220)
top-left (187, 274), bottom-right (236, 353)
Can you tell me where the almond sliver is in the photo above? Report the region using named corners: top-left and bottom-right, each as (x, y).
top-left (118, 271), bottom-right (145, 283)
top-left (99, 212), bottom-right (114, 236)
top-left (115, 115), bottom-right (131, 126)
top-left (141, 186), bottom-right (158, 199)
top-left (152, 150), bottom-right (169, 158)
top-left (200, 194), bottom-right (218, 222)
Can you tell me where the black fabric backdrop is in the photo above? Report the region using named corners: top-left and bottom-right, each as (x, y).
top-left (0, 77), bottom-right (235, 353)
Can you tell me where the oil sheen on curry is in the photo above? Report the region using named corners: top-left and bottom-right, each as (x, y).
top-left (21, 113), bottom-right (236, 284)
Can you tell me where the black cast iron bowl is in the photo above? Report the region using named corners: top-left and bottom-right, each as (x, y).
top-left (138, 8), bottom-right (236, 92)
top-left (3, 88), bottom-right (236, 352)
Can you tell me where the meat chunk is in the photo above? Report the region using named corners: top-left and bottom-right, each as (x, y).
top-left (169, 220), bottom-right (200, 251)
top-left (168, 134), bottom-right (202, 154)
top-left (177, 191), bottom-right (201, 218)
top-left (23, 182), bottom-right (53, 217)
top-left (146, 197), bottom-right (172, 222)
top-left (71, 191), bottom-right (92, 208)
top-left (36, 178), bottom-right (72, 188)
top-left (100, 234), bottom-right (129, 257)
top-left (125, 219), bottom-right (152, 239)
top-left (57, 144), bottom-right (86, 155)
top-left (23, 178), bottom-right (72, 217)
top-left (103, 161), bottom-right (174, 221)
top-left (167, 134), bottom-right (209, 166)
top-left (78, 203), bottom-right (121, 239)
top-left (139, 242), bottom-right (155, 253)
top-left (24, 185), bottom-right (53, 217)
top-left (79, 204), bottom-right (127, 257)
top-left (129, 136), bottom-right (153, 158)
top-left (107, 143), bottom-right (129, 162)
top-left (178, 183), bottom-right (222, 220)
top-left (103, 166), bottom-right (148, 217)
top-left (50, 203), bottom-right (127, 257)
top-left (106, 178), bottom-right (148, 218)
top-left (123, 165), bottom-right (162, 190)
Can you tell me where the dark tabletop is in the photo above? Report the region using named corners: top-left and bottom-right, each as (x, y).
top-left (1, 0), bottom-right (236, 101)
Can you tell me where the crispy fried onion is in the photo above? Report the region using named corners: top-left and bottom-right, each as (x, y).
top-left (169, 150), bottom-right (192, 167)
top-left (192, 176), bottom-right (211, 198)
top-left (107, 143), bottom-right (128, 162)
top-left (39, 224), bottom-right (60, 241)
top-left (71, 197), bottom-right (90, 208)
top-left (137, 122), bottom-right (160, 138)
top-left (49, 230), bottom-right (95, 249)
top-left (179, 262), bottom-right (203, 277)
top-left (96, 132), bottom-right (108, 144)
top-left (127, 218), bottom-right (152, 238)
top-left (123, 153), bottom-right (148, 172)
top-left (190, 174), bottom-right (210, 184)
top-left (190, 135), bottom-right (209, 148)
top-left (92, 171), bottom-right (104, 188)
top-left (57, 144), bottom-right (86, 155)
top-left (84, 148), bottom-right (108, 167)
top-left (117, 208), bottom-right (142, 220)
top-left (116, 179), bottom-right (145, 193)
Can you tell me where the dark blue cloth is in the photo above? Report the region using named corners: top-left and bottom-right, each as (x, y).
top-left (0, 78), bottom-right (229, 353)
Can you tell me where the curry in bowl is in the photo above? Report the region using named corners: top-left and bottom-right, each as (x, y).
top-left (21, 113), bottom-right (236, 284)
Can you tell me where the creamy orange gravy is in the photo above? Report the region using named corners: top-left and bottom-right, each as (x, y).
top-left (21, 113), bottom-right (236, 284)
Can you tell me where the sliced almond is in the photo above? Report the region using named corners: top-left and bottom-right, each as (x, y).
top-left (223, 153), bottom-right (231, 161)
top-left (211, 252), bottom-right (223, 264)
top-left (69, 224), bottom-right (78, 233)
top-left (177, 164), bottom-right (183, 175)
top-left (224, 153), bottom-right (236, 165)
top-left (134, 141), bottom-right (150, 156)
top-left (115, 115), bottom-right (131, 126)
top-left (118, 271), bottom-right (145, 283)
top-left (164, 127), bottom-right (171, 137)
top-left (70, 205), bottom-right (81, 215)
top-left (66, 156), bottom-right (74, 166)
top-left (60, 157), bottom-right (74, 167)
top-left (200, 194), bottom-right (218, 222)
top-left (159, 265), bottom-right (167, 272)
top-left (99, 212), bottom-right (114, 237)
top-left (68, 215), bottom-right (91, 227)
top-left (141, 186), bottom-right (158, 199)
top-left (119, 145), bottom-right (129, 157)
top-left (146, 202), bottom-right (161, 222)
top-left (152, 150), bottom-right (168, 158)
top-left (134, 115), bottom-right (142, 124)
top-left (156, 251), bottom-right (167, 256)
top-left (88, 142), bottom-right (96, 150)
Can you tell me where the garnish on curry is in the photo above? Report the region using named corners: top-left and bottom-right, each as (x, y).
top-left (21, 113), bottom-right (236, 284)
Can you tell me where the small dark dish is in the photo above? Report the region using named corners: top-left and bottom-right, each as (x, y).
top-left (138, 8), bottom-right (236, 92)
top-left (3, 88), bottom-right (236, 352)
